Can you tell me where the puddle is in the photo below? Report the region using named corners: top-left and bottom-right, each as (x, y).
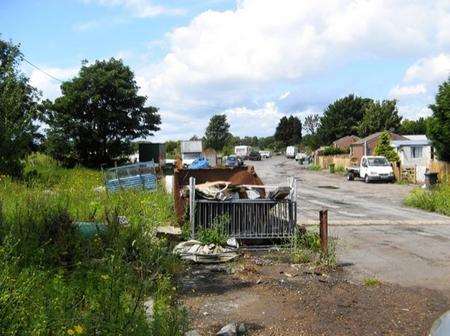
top-left (317, 185), bottom-right (339, 189)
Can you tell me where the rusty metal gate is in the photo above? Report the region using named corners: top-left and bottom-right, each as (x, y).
top-left (189, 177), bottom-right (297, 240)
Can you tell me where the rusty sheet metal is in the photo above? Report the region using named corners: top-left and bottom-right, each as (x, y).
top-left (173, 166), bottom-right (264, 224)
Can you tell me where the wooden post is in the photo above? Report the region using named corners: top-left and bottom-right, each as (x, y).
top-left (189, 177), bottom-right (196, 239)
top-left (319, 209), bottom-right (328, 254)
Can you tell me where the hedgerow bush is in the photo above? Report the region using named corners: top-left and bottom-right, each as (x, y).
top-left (0, 154), bottom-right (187, 335)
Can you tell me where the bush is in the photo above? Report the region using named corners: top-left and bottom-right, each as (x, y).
top-left (321, 146), bottom-right (349, 156)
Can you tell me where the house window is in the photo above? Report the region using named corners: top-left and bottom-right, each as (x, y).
top-left (411, 146), bottom-right (422, 158)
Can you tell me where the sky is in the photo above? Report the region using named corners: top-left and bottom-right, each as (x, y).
top-left (2, 0), bottom-right (450, 141)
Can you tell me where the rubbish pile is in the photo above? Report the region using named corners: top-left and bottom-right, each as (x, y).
top-left (173, 239), bottom-right (239, 263)
top-left (184, 181), bottom-right (291, 201)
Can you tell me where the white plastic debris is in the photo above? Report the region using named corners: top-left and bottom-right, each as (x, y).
top-left (173, 240), bottom-right (239, 263)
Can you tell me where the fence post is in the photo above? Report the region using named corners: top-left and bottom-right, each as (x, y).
top-left (189, 177), bottom-right (196, 239)
top-left (319, 209), bottom-right (328, 254)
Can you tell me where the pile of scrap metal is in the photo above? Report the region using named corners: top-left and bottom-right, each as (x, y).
top-left (184, 181), bottom-right (291, 201)
top-left (173, 165), bottom-right (265, 224)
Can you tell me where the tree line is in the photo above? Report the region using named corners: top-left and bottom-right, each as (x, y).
top-left (1, 37), bottom-right (449, 178)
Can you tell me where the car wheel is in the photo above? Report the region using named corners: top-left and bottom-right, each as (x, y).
top-left (347, 173), bottom-right (354, 181)
top-left (364, 175), bottom-right (370, 183)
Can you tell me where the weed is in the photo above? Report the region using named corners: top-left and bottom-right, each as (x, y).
top-left (405, 183), bottom-right (450, 216)
top-left (197, 214), bottom-right (230, 246)
top-left (334, 165), bottom-right (345, 174)
top-left (307, 164), bottom-right (322, 171)
top-left (364, 277), bottom-right (381, 286)
top-left (290, 228), bottom-right (337, 268)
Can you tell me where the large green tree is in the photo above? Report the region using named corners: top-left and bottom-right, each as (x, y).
top-left (428, 79), bottom-right (450, 161)
top-left (399, 117), bottom-right (429, 135)
top-left (317, 94), bottom-right (372, 145)
top-left (0, 38), bottom-right (39, 177)
top-left (274, 116), bottom-right (302, 146)
top-left (203, 114), bottom-right (231, 151)
top-left (357, 100), bottom-right (402, 137)
top-left (43, 58), bottom-right (160, 167)
top-left (374, 131), bottom-right (399, 162)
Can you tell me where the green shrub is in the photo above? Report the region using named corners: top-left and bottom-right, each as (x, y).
top-left (197, 214), bottom-right (230, 246)
top-left (321, 146), bottom-right (349, 156)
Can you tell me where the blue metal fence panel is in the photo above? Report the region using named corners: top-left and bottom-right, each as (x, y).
top-left (105, 161), bottom-right (157, 192)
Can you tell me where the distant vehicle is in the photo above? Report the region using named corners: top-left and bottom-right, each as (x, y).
top-left (248, 151), bottom-right (262, 161)
top-left (181, 140), bottom-right (203, 166)
top-left (234, 145), bottom-right (252, 159)
top-left (346, 156), bottom-right (394, 183)
top-left (225, 155), bottom-right (243, 168)
top-left (259, 150), bottom-right (271, 158)
top-left (285, 146), bottom-right (298, 159)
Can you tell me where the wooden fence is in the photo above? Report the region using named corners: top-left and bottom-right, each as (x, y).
top-left (429, 160), bottom-right (450, 182)
top-left (315, 154), bottom-right (351, 169)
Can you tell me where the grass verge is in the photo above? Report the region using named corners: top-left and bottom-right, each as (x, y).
top-left (404, 182), bottom-right (450, 216)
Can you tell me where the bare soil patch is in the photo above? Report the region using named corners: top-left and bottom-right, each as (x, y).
top-left (179, 251), bottom-right (448, 336)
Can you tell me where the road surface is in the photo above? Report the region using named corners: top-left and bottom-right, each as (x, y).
top-left (251, 156), bottom-right (450, 293)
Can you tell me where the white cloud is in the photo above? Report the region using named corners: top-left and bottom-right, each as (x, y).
top-left (389, 53), bottom-right (450, 119)
top-left (29, 67), bottom-right (78, 100)
top-left (82, 0), bottom-right (185, 18)
top-left (403, 53), bottom-right (450, 84)
top-left (136, 0), bottom-right (450, 139)
top-left (389, 84), bottom-right (427, 98)
top-left (279, 91), bottom-right (290, 100)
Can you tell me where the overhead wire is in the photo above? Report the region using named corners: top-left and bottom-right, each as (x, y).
top-left (20, 53), bottom-right (64, 83)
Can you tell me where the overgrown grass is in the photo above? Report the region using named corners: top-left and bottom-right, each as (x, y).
top-left (404, 181), bottom-right (450, 216)
top-left (0, 153), bottom-right (187, 335)
top-left (307, 164), bottom-right (322, 171)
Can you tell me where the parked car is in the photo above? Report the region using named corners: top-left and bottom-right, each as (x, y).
top-left (225, 155), bottom-right (243, 168)
top-left (248, 151), bottom-right (262, 161)
top-left (346, 156), bottom-right (394, 183)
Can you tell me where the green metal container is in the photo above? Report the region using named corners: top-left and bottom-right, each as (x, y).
top-left (329, 163), bottom-right (335, 174)
top-left (74, 222), bottom-right (107, 239)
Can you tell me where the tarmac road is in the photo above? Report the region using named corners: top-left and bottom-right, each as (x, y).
top-left (251, 156), bottom-right (450, 293)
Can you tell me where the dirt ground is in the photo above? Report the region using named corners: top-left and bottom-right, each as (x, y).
top-left (180, 251), bottom-right (449, 336)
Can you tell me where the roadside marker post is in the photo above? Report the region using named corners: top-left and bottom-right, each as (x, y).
top-left (319, 209), bottom-right (328, 255)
